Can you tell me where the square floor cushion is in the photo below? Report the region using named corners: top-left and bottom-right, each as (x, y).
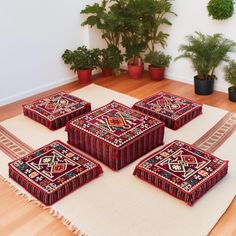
top-left (66, 100), bottom-right (165, 170)
top-left (133, 91), bottom-right (202, 130)
top-left (23, 92), bottom-right (91, 130)
top-left (133, 140), bottom-right (228, 205)
top-left (9, 140), bottom-right (103, 205)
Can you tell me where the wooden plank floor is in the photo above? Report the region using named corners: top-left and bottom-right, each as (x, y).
top-left (0, 72), bottom-right (236, 236)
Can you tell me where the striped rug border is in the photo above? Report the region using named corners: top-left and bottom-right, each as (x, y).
top-left (0, 125), bottom-right (33, 160)
top-left (193, 112), bottom-right (236, 153)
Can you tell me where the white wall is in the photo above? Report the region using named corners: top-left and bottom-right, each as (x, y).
top-left (89, 0), bottom-right (236, 93)
top-left (0, 0), bottom-right (96, 106)
top-left (1, 0), bottom-right (236, 106)
top-left (165, 0), bottom-right (236, 92)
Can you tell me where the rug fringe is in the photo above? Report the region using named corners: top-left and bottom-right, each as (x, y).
top-left (0, 175), bottom-right (87, 236)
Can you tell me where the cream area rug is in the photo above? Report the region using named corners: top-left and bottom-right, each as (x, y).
top-left (0, 84), bottom-right (236, 236)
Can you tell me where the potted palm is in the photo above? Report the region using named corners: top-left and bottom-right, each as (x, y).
top-left (98, 45), bottom-right (123, 77)
top-left (62, 46), bottom-right (100, 84)
top-left (145, 51), bottom-right (172, 81)
top-left (224, 60), bottom-right (236, 102)
top-left (175, 32), bottom-right (236, 95)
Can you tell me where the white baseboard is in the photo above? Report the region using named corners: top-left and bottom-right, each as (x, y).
top-left (120, 67), bottom-right (228, 93)
top-left (0, 76), bottom-right (77, 106)
top-left (165, 73), bottom-right (228, 93)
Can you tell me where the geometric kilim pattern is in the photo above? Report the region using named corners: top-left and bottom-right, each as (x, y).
top-left (68, 100), bottom-right (164, 148)
top-left (23, 92), bottom-right (90, 121)
top-left (133, 91), bottom-right (202, 130)
top-left (8, 140), bottom-right (103, 205)
top-left (0, 125), bottom-right (33, 160)
top-left (133, 140), bottom-right (228, 205)
top-left (23, 92), bottom-right (91, 130)
top-left (193, 112), bottom-right (236, 153)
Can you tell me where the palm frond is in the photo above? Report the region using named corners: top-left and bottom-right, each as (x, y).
top-left (176, 32), bottom-right (236, 79)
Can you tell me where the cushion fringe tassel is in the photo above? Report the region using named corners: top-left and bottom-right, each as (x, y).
top-left (133, 165), bottom-right (228, 205)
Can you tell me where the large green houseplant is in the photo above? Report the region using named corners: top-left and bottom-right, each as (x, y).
top-left (175, 32), bottom-right (236, 95)
top-left (62, 46), bottom-right (100, 84)
top-left (98, 45), bottom-right (123, 77)
top-left (118, 0), bottom-right (175, 79)
top-left (143, 0), bottom-right (175, 81)
top-left (81, 0), bottom-right (122, 47)
top-left (145, 51), bottom-right (172, 80)
top-left (224, 60), bottom-right (236, 102)
top-left (146, 0), bottom-right (176, 51)
top-left (115, 0), bottom-right (150, 79)
top-left (81, 0), bottom-right (175, 80)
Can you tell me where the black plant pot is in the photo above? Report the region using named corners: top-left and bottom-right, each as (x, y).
top-left (194, 76), bottom-right (214, 95)
top-left (228, 86), bottom-right (236, 102)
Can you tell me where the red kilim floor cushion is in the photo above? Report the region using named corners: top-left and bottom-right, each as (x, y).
top-left (23, 92), bottom-right (91, 130)
top-left (133, 91), bottom-right (202, 130)
top-left (133, 140), bottom-right (228, 205)
top-left (8, 140), bottom-right (103, 205)
top-left (66, 100), bottom-right (165, 170)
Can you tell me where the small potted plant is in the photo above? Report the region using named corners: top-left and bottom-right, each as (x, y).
top-left (145, 51), bottom-right (172, 81)
top-left (175, 32), bottom-right (236, 95)
top-left (98, 45), bottom-right (123, 77)
top-left (224, 60), bottom-right (236, 102)
top-left (124, 43), bottom-right (145, 79)
top-left (62, 46), bottom-right (100, 84)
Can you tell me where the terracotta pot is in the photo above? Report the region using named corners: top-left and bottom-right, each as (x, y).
top-left (148, 66), bottom-right (165, 81)
top-left (102, 68), bottom-right (113, 77)
top-left (194, 76), bottom-right (214, 95)
top-left (77, 69), bottom-right (92, 84)
top-left (127, 63), bottom-right (143, 79)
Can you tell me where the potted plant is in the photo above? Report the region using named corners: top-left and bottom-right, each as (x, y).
top-left (118, 0), bottom-right (175, 79)
top-left (175, 32), bottom-right (236, 95)
top-left (62, 46), bottom-right (100, 84)
top-left (113, 0), bottom-right (151, 79)
top-left (145, 51), bottom-right (172, 81)
top-left (224, 60), bottom-right (236, 102)
top-left (207, 0), bottom-right (234, 20)
top-left (98, 45), bottom-right (123, 77)
top-left (123, 41), bottom-right (146, 79)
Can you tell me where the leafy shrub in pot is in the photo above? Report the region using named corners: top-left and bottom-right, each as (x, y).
top-left (98, 45), bottom-right (123, 77)
top-left (62, 46), bottom-right (100, 84)
top-left (224, 60), bottom-right (236, 102)
top-left (175, 32), bottom-right (236, 95)
top-left (145, 51), bottom-right (172, 81)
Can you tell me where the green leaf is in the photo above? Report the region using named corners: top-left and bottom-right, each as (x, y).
top-left (175, 32), bottom-right (236, 79)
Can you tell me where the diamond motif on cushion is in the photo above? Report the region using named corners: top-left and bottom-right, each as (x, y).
top-left (133, 91), bottom-right (202, 130)
top-left (9, 140), bottom-right (103, 205)
top-left (23, 92), bottom-right (91, 130)
top-left (66, 100), bottom-right (165, 170)
top-left (107, 117), bottom-right (125, 127)
top-left (133, 140), bottom-right (228, 205)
